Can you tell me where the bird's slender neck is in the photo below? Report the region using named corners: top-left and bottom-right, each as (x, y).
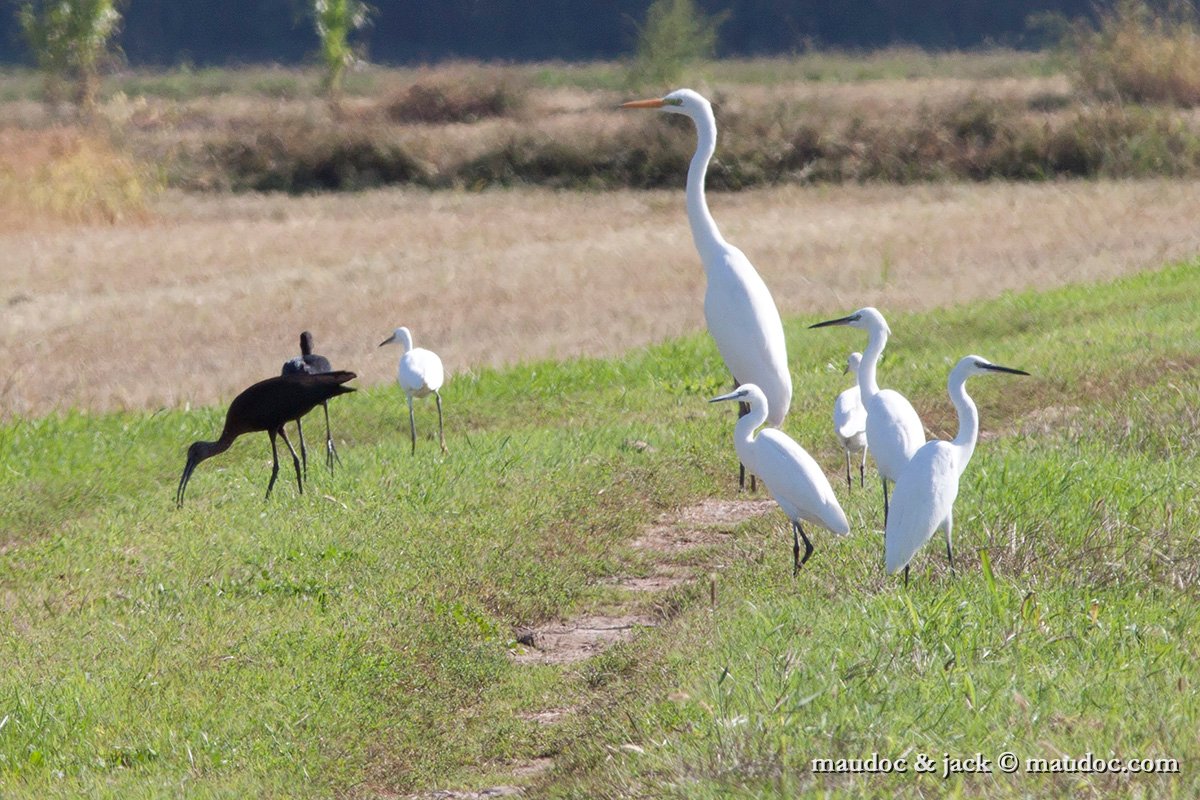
top-left (948, 373), bottom-right (979, 470)
top-left (733, 400), bottom-right (768, 450)
top-left (857, 326), bottom-right (886, 400)
top-left (395, 331), bottom-right (413, 354)
top-left (684, 106), bottom-right (726, 260)
top-left (206, 432), bottom-right (237, 459)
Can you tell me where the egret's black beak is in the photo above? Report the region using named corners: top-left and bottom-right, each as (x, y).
top-left (980, 363), bottom-right (1030, 376)
top-left (709, 390), bottom-right (745, 404)
top-left (810, 313), bottom-right (860, 329)
top-left (378, 338), bottom-right (392, 348)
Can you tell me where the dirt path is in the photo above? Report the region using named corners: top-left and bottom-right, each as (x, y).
top-left (402, 497), bottom-right (774, 799)
top-left (3, 180), bottom-right (1199, 417)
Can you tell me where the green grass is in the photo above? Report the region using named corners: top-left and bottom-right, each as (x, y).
top-left (0, 262), bottom-right (1198, 797)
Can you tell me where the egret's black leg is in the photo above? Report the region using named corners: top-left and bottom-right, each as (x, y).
top-left (732, 377), bottom-right (754, 492)
top-left (792, 521), bottom-right (814, 575)
top-left (407, 395), bottom-right (417, 455)
top-left (266, 429), bottom-right (281, 500)
top-left (296, 416), bottom-right (308, 480)
top-left (859, 447), bottom-right (867, 488)
top-left (845, 450), bottom-right (852, 491)
top-left (435, 391), bottom-right (447, 454)
top-left (278, 426), bottom-right (303, 496)
top-left (945, 516), bottom-right (955, 574)
top-left (882, 477), bottom-right (890, 529)
top-left (904, 565), bottom-right (910, 587)
top-left (322, 401), bottom-right (340, 473)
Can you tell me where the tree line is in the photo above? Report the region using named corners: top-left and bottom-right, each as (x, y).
top-left (2, 0), bottom-right (1099, 68)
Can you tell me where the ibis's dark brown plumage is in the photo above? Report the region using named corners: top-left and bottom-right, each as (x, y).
top-left (281, 331), bottom-right (340, 476)
top-left (176, 371), bottom-right (357, 507)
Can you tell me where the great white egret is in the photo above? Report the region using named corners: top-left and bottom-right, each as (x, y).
top-left (834, 351), bottom-right (868, 491)
top-left (885, 356), bottom-right (1028, 582)
top-left (176, 372), bottom-right (357, 507)
top-left (810, 307), bottom-right (924, 526)
top-left (710, 384), bottom-right (849, 573)
top-left (379, 326), bottom-right (447, 455)
top-left (281, 330), bottom-right (340, 476)
top-left (623, 89), bottom-right (791, 491)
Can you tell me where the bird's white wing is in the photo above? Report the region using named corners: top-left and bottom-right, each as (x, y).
top-left (399, 348), bottom-right (445, 395)
top-left (865, 389), bottom-right (925, 481)
top-left (834, 385), bottom-right (866, 439)
top-left (755, 429), bottom-right (850, 536)
top-left (703, 247), bottom-right (792, 426)
top-left (884, 441), bottom-right (958, 574)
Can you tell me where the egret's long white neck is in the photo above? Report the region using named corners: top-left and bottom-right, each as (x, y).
top-left (948, 372), bottom-right (979, 471)
top-left (395, 329), bottom-right (413, 354)
top-left (857, 326), bottom-right (886, 400)
top-left (733, 398), bottom-right (768, 451)
top-left (684, 106), bottom-right (726, 260)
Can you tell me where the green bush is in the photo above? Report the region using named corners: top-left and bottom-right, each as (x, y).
top-left (627, 0), bottom-right (727, 88)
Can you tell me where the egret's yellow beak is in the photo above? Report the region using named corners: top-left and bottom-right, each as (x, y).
top-left (620, 98), bottom-right (665, 109)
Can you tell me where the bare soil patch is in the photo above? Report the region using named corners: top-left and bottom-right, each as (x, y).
top-left (3, 180), bottom-right (1197, 418)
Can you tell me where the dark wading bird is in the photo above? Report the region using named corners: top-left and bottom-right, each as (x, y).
top-left (281, 331), bottom-right (341, 476)
top-left (176, 371), bottom-right (357, 508)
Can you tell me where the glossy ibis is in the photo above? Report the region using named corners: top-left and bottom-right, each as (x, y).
top-left (378, 326), bottom-right (446, 455)
top-left (176, 371), bottom-right (357, 507)
top-left (281, 330), bottom-right (340, 475)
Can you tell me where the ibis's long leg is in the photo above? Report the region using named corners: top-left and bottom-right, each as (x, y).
top-left (296, 416), bottom-right (308, 480)
top-left (323, 401), bottom-right (341, 472)
top-left (278, 426), bottom-right (304, 496)
top-left (266, 429), bottom-right (282, 499)
top-left (407, 394), bottom-right (417, 455)
top-left (435, 391), bottom-right (447, 454)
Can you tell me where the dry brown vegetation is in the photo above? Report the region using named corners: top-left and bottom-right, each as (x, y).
top-left (2, 179), bottom-right (1198, 417)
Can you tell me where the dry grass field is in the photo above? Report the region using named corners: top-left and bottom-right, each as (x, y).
top-left (2, 178), bottom-right (1198, 417)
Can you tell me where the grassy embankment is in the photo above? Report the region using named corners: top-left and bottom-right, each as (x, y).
top-left (0, 261), bottom-right (1197, 798)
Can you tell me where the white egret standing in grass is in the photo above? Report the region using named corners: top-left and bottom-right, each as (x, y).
top-left (833, 351), bottom-right (868, 491)
top-left (810, 307), bottom-right (925, 527)
top-left (710, 384), bottom-right (849, 573)
top-left (885, 355), bottom-right (1028, 583)
top-left (378, 327), bottom-right (447, 455)
top-left (622, 89), bottom-right (791, 491)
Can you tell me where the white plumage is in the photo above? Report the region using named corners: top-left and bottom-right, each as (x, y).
top-left (811, 307), bottom-right (925, 524)
top-left (885, 355), bottom-right (1028, 579)
top-left (833, 351), bottom-right (868, 490)
top-left (623, 89), bottom-right (791, 488)
top-left (710, 384), bottom-right (849, 573)
top-left (379, 326), bottom-right (447, 454)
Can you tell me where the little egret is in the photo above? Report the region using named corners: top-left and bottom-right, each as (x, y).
top-left (281, 330), bottom-right (340, 476)
top-left (885, 356), bottom-right (1028, 582)
top-left (176, 371), bottom-right (357, 507)
top-left (810, 307), bottom-right (924, 526)
top-left (379, 326), bottom-right (446, 455)
top-left (623, 89), bottom-right (791, 491)
top-left (710, 384), bottom-right (849, 573)
top-left (833, 352), bottom-right (868, 491)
